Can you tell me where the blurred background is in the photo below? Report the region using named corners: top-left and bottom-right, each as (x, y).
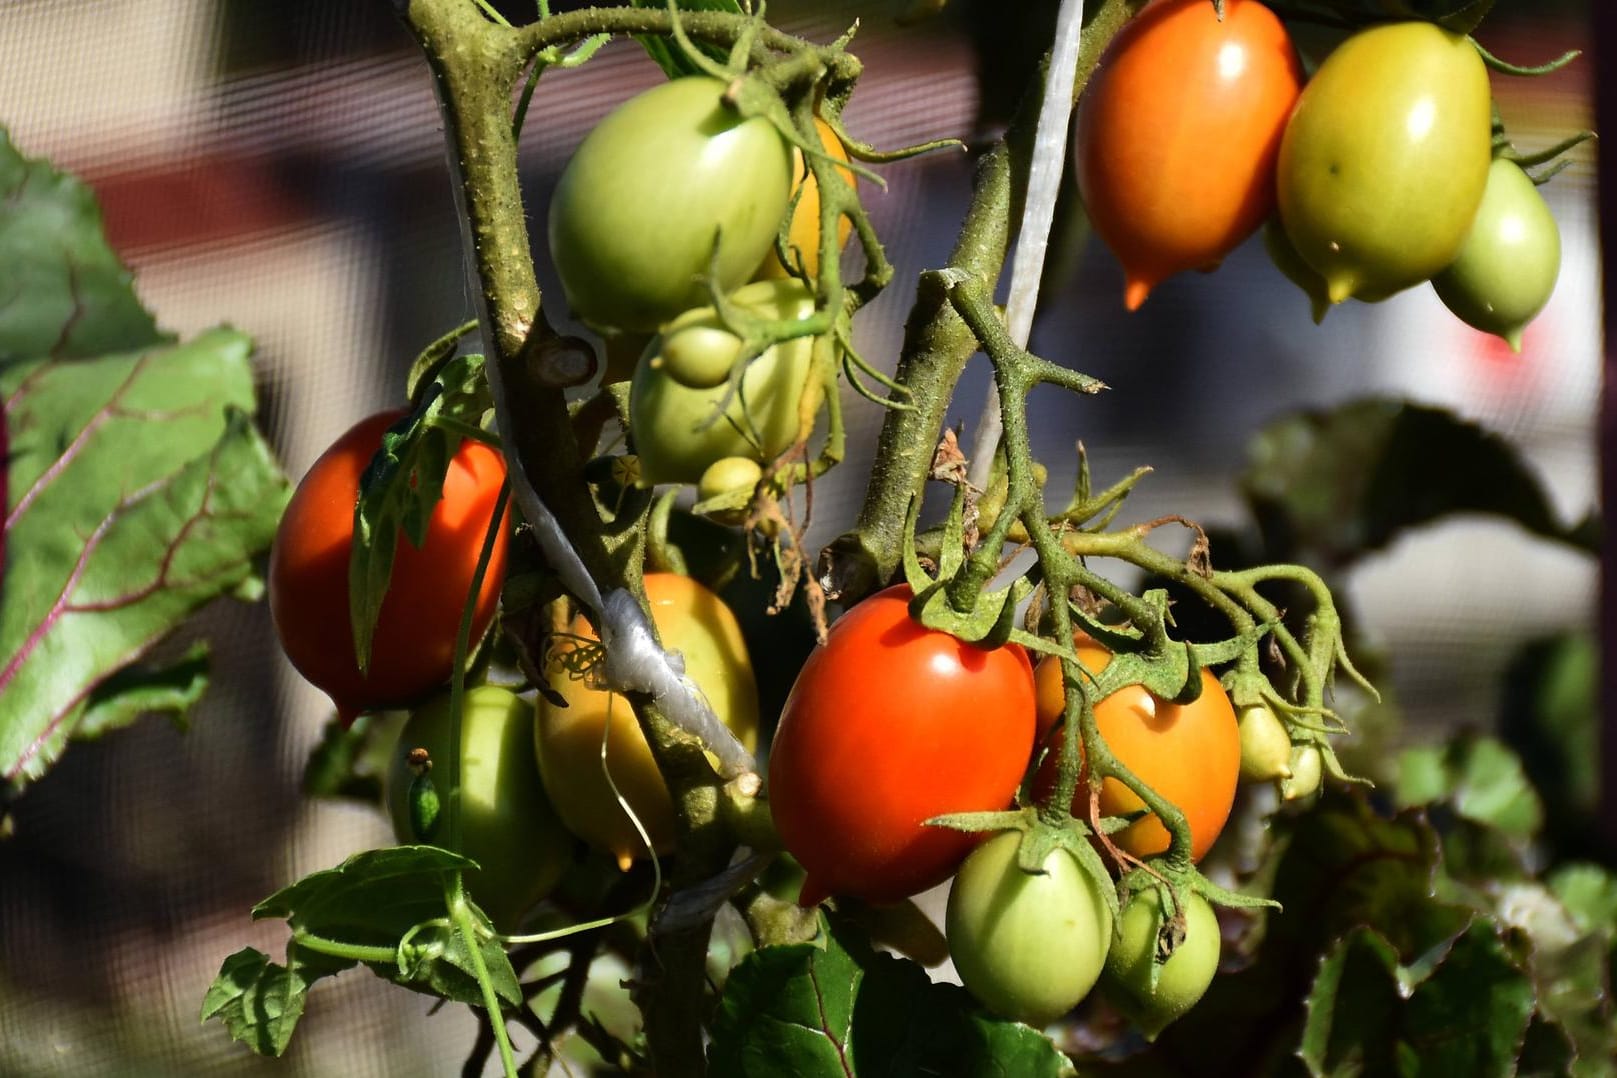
top-left (0, 0), bottom-right (1599, 1074)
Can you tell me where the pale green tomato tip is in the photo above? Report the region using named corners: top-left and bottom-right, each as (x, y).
top-left (1503, 328), bottom-right (1525, 353)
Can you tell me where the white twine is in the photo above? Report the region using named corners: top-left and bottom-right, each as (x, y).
top-left (508, 465), bottom-right (756, 780)
top-left (966, 0), bottom-right (1088, 493)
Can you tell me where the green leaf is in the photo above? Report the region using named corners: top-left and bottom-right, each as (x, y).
top-left (75, 642), bottom-right (211, 740)
top-left (1500, 633), bottom-right (1601, 853)
top-left (1267, 793), bottom-right (1469, 962)
top-left (0, 128), bottom-right (166, 364)
top-left (300, 711), bottom-right (404, 802)
top-left (708, 916), bottom-right (1073, 1077)
top-left (1, 335), bottom-right (290, 795)
top-left (348, 353), bottom-right (492, 670)
top-left (200, 948), bottom-right (313, 1058)
top-left (207, 846), bottom-right (521, 1057)
top-left (1548, 864), bottom-right (1617, 938)
top-left (1242, 399), bottom-right (1595, 565)
top-left (628, 0), bottom-right (744, 79)
top-left (254, 844), bottom-right (464, 926)
top-left (1393, 734), bottom-right (1543, 842)
top-left (393, 915), bottom-right (521, 1007)
top-left (253, 845), bottom-right (520, 1009)
top-left (1299, 920), bottom-right (1535, 1078)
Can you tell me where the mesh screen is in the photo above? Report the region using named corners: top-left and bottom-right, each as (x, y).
top-left (0, 1), bottom-right (1598, 1074)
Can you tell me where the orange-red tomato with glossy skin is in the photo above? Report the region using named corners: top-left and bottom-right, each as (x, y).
top-left (768, 586), bottom-right (1037, 907)
top-left (1076, 0), bottom-right (1304, 310)
top-left (1034, 640), bottom-right (1239, 862)
top-left (268, 411), bottom-right (510, 723)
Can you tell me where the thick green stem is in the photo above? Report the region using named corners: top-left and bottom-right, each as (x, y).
top-left (396, 5), bottom-right (810, 1074)
top-left (819, 0), bottom-right (1148, 602)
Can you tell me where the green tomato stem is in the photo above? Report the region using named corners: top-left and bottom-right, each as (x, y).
top-left (820, 0), bottom-right (1149, 602)
top-left (451, 890), bottom-right (519, 1078)
top-left (290, 932), bottom-right (401, 967)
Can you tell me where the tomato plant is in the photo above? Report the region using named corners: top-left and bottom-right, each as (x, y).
top-left (1075, 0), bottom-right (1302, 310)
top-left (119, 1), bottom-right (1593, 1074)
top-left (534, 572), bottom-right (759, 869)
top-left (630, 278), bottom-right (817, 485)
top-left (755, 117), bottom-right (854, 282)
top-left (945, 830), bottom-right (1113, 1028)
top-left (767, 586), bottom-right (1037, 906)
top-left (1101, 886), bottom-right (1221, 1041)
top-left (547, 75), bottom-right (794, 333)
top-left (1034, 639), bottom-right (1240, 862)
top-left (385, 685), bottom-right (572, 932)
top-left (267, 410), bottom-right (510, 722)
top-left (1276, 20), bottom-right (1493, 305)
top-left (1432, 157), bottom-right (1561, 350)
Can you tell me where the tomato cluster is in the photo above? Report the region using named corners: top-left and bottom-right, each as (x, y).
top-left (1076, 4), bottom-right (1562, 347)
top-left (545, 76), bottom-right (854, 494)
top-left (259, 45), bottom-right (1388, 1045)
top-left (764, 589), bottom-right (1255, 1033)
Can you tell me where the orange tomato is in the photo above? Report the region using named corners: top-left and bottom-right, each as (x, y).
top-left (756, 118), bottom-right (855, 281)
top-left (268, 411), bottom-right (510, 723)
top-left (1075, 0), bottom-right (1303, 310)
top-left (1034, 639), bottom-right (1239, 861)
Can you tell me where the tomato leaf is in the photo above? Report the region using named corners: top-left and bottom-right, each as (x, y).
top-left (1, 336), bottom-right (290, 797)
top-left (1298, 920), bottom-right (1533, 1078)
top-left (628, 0), bottom-right (744, 80)
top-left (1499, 632), bottom-right (1601, 855)
top-left (0, 128), bottom-right (166, 365)
top-left (300, 711), bottom-right (403, 803)
top-left (206, 846), bottom-right (520, 1056)
top-left (708, 916), bottom-right (1074, 1077)
top-left (199, 947), bottom-right (315, 1058)
top-left (348, 352), bottom-right (492, 670)
top-left (75, 642), bottom-right (211, 740)
top-left (1548, 863), bottom-right (1617, 938)
top-left (1393, 734), bottom-right (1543, 842)
top-left (1241, 399), bottom-right (1596, 566)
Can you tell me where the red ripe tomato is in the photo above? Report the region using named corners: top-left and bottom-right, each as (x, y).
top-left (1034, 639), bottom-right (1239, 862)
top-left (268, 411), bottom-right (510, 723)
top-left (1075, 0), bottom-right (1303, 310)
top-left (767, 586), bottom-right (1037, 906)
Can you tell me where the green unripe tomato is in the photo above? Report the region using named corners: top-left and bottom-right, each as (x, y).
top-left (698, 456), bottom-right (764, 503)
top-left (1236, 704), bottom-right (1293, 783)
top-left (386, 686), bottom-right (572, 932)
top-left (1102, 887), bottom-right (1221, 1041)
top-left (1432, 158), bottom-right (1561, 351)
top-left (945, 831), bottom-right (1113, 1028)
top-left (1280, 743), bottom-right (1324, 802)
top-left (656, 279), bottom-right (814, 389)
top-left (1277, 21), bottom-right (1492, 304)
top-left (548, 76), bottom-right (794, 333)
top-left (631, 279), bottom-right (816, 486)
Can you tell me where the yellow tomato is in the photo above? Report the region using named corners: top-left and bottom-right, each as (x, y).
top-left (534, 573), bottom-right (760, 868)
top-left (756, 118), bottom-right (855, 281)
